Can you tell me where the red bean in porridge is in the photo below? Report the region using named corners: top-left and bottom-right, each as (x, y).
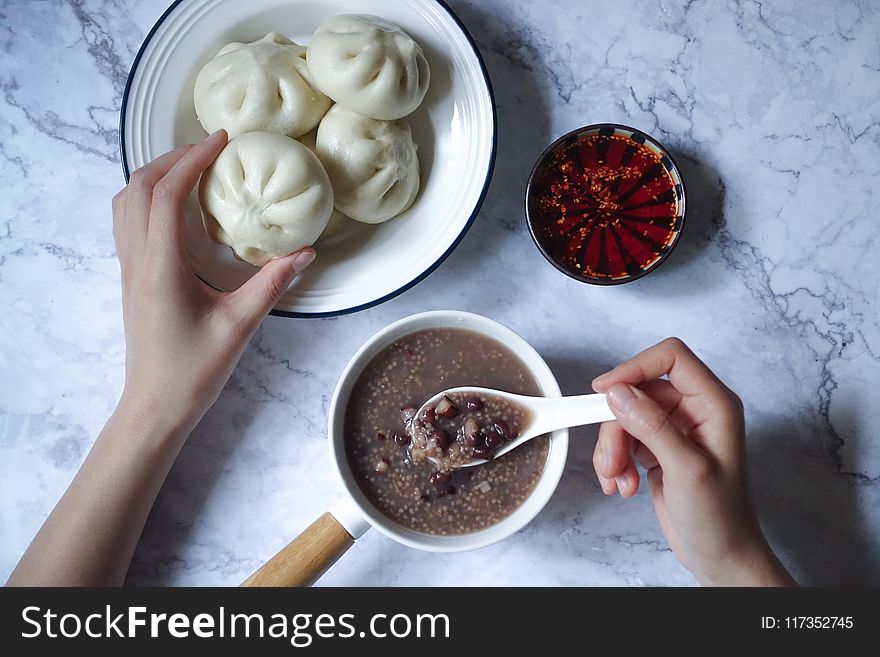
top-left (344, 329), bottom-right (549, 535)
top-left (408, 392), bottom-right (532, 470)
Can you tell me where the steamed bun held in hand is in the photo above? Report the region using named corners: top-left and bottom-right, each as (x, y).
top-left (316, 105), bottom-right (420, 225)
top-left (307, 15), bottom-right (430, 120)
top-left (199, 132), bottom-right (334, 267)
top-left (194, 32), bottom-right (331, 139)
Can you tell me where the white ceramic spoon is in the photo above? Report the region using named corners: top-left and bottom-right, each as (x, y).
top-left (415, 387), bottom-right (616, 468)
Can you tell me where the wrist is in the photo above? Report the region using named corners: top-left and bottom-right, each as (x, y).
top-left (699, 538), bottom-right (796, 587)
top-left (113, 390), bottom-right (194, 451)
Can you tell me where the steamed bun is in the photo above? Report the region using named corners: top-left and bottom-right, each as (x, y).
top-left (199, 132), bottom-right (334, 266)
top-left (194, 32), bottom-right (331, 139)
top-left (315, 105), bottom-right (420, 224)
top-left (317, 210), bottom-right (354, 243)
top-left (294, 129), bottom-right (354, 242)
top-left (307, 15), bottom-right (430, 120)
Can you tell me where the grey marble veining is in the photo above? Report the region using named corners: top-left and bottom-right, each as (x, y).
top-left (1, 0), bottom-right (878, 586)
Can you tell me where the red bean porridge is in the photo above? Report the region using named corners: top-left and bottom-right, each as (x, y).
top-left (344, 329), bottom-right (549, 535)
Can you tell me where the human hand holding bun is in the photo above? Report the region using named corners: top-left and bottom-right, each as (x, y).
top-left (113, 131), bottom-right (317, 433)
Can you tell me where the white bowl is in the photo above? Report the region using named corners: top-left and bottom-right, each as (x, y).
top-left (327, 311), bottom-right (569, 552)
top-left (120, 0), bottom-right (496, 317)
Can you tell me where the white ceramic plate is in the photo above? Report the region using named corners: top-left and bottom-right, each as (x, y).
top-left (120, 0), bottom-right (496, 317)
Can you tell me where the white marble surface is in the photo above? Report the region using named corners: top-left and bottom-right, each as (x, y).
top-left (1, 0), bottom-right (879, 587)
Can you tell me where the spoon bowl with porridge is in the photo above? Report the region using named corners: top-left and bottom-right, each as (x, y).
top-left (410, 387), bottom-right (615, 470)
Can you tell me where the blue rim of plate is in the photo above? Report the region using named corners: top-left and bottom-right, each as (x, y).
top-left (118, 0), bottom-right (497, 319)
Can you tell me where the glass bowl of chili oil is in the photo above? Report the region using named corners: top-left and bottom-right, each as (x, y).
top-left (525, 124), bottom-right (686, 285)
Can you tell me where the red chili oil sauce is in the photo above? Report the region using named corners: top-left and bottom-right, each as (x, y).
top-left (529, 131), bottom-right (683, 282)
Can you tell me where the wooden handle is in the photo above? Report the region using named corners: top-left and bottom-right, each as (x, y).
top-left (241, 512), bottom-right (355, 587)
